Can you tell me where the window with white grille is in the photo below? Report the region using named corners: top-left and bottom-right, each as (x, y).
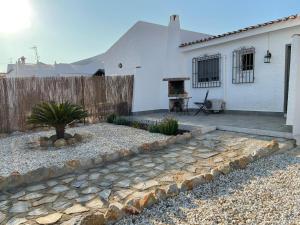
top-left (232, 47), bottom-right (255, 84)
top-left (192, 54), bottom-right (221, 88)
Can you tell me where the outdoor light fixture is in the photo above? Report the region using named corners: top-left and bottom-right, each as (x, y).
top-left (264, 50), bottom-right (272, 63)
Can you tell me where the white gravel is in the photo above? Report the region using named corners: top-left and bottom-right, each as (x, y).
top-left (0, 123), bottom-right (167, 176)
top-left (117, 150), bottom-right (300, 225)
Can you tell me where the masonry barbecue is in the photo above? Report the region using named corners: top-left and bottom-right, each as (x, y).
top-left (163, 77), bottom-right (191, 112)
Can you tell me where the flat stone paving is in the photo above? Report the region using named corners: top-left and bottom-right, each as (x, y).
top-left (0, 131), bottom-right (294, 225)
top-left (131, 112), bottom-right (292, 133)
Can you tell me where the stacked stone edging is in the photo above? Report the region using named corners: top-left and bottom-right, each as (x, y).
top-left (0, 131), bottom-right (196, 191)
top-left (77, 139), bottom-right (294, 225)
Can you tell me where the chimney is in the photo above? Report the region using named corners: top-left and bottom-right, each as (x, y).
top-left (168, 15), bottom-right (180, 30)
top-left (20, 56), bottom-right (26, 64)
top-left (164, 15), bottom-right (183, 77)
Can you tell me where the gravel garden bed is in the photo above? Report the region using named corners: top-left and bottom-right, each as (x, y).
top-left (0, 123), bottom-right (168, 177)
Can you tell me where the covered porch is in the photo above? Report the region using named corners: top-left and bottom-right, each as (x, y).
top-left (130, 112), bottom-right (293, 139)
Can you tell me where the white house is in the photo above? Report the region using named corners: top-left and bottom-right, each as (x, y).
top-left (6, 14), bottom-right (300, 143)
top-left (84, 14), bottom-right (300, 143)
top-left (6, 56), bottom-right (104, 77)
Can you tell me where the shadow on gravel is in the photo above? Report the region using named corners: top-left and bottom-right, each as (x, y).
top-left (116, 150), bottom-right (300, 225)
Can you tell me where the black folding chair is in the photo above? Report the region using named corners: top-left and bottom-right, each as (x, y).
top-left (194, 90), bottom-right (212, 115)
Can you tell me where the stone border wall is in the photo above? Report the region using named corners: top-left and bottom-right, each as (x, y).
top-left (0, 130), bottom-right (199, 191)
top-left (75, 139), bottom-right (291, 225)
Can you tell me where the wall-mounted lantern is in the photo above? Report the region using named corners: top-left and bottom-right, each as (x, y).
top-left (264, 50), bottom-right (272, 63)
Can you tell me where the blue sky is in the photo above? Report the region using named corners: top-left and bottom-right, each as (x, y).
top-left (0, 0), bottom-right (300, 72)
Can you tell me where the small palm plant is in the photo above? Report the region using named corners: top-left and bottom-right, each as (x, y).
top-left (28, 101), bottom-right (88, 139)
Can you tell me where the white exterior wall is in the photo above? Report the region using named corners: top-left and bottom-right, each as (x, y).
top-left (182, 26), bottom-right (300, 113)
top-left (103, 21), bottom-right (169, 112)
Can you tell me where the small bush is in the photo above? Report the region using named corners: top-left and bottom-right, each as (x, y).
top-left (107, 113), bottom-right (117, 123)
top-left (131, 121), bottom-right (142, 129)
top-left (148, 124), bottom-right (160, 133)
top-left (158, 117), bottom-right (178, 135)
top-left (113, 117), bottom-right (130, 125)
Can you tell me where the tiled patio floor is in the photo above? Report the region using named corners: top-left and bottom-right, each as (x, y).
top-left (0, 131), bottom-right (294, 225)
top-left (131, 112), bottom-right (292, 133)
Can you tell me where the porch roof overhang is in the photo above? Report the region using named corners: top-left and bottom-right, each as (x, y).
top-left (180, 14), bottom-right (300, 52)
top-left (162, 77), bottom-right (190, 81)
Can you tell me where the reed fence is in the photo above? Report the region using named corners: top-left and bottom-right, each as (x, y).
top-left (0, 75), bottom-right (134, 132)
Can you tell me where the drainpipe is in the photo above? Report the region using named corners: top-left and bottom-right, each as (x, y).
top-left (287, 34), bottom-right (300, 144)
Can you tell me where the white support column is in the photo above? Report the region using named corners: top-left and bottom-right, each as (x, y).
top-left (287, 34), bottom-right (300, 144)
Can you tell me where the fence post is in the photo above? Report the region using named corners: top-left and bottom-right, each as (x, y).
top-left (81, 76), bottom-right (86, 124)
top-left (3, 78), bottom-right (10, 132)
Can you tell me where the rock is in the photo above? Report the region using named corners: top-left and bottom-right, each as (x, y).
top-left (6, 217), bottom-right (27, 225)
top-left (50, 135), bottom-right (57, 142)
top-left (0, 212), bottom-right (5, 224)
top-left (47, 180), bottom-right (58, 187)
top-left (99, 189), bottom-right (111, 201)
top-left (11, 191), bottom-right (26, 199)
top-left (89, 173), bottom-right (100, 180)
top-left (49, 185), bottom-right (69, 194)
top-left (154, 188), bottom-right (167, 201)
top-left (80, 213), bottom-right (106, 225)
top-left (237, 156), bottom-right (251, 169)
top-left (125, 197), bottom-right (141, 211)
top-left (211, 168), bottom-right (221, 177)
top-left (19, 192), bottom-right (43, 200)
top-left (76, 194), bottom-right (95, 203)
top-left (133, 180), bottom-right (159, 190)
top-left (65, 190), bottom-right (79, 200)
top-left (180, 175), bottom-right (205, 191)
top-left (62, 177), bottom-right (74, 184)
top-left (26, 184), bottom-right (46, 192)
top-left (65, 160), bottom-right (81, 169)
top-left (213, 157), bottom-right (224, 163)
top-left (74, 133), bottom-right (83, 142)
top-left (266, 140), bottom-right (279, 150)
top-left (114, 189), bottom-right (133, 201)
top-left (39, 137), bottom-right (52, 147)
top-left (33, 195), bottom-right (58, 207)
top-left (67, 138), bottom-right (77, 145)
top-left (141, 143), bottom-right (151, 151)
top-left (218, 164), bottom-right (231, 175)
top-left (82, 187), bottom-right (100, 194)
top-left (28, 207), bottom-right (49, 216)
top-left (65, 204), bottom-right (90, 214)
top-left (116, 179), bottom-right (131, 188)
top-left (53, 138), bottom-right (67, 148)
top-left (119, 148), bottom-right (132, 157)
top-left (104, 202), bottom-right (124, 222)
top-left (60, 216), bottom-right (82, 225)
top-left (64, 133), bottom-right (73, 139)
top-left (86, 198), bottom-right (104, 209)
top-left (52, 200), bottom-right (72, 210)
top-left (36, 213), bottom-right (63, 224)
top-left (10, 201), bottom-right (31, 213)
top-left (203, 173), bottom-right (214, 182)
top-left (166, 183), bottom-right (179, 197)
top-left (139, 192), bottom-right (157, 209)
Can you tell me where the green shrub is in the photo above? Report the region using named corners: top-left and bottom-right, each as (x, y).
top-left (148, 124), bottom-right (160, 133)
top-left (131, 121), bottom-right (141, 129)
top-left (158, 117), bottom-right (178, 135)
top-left (27, 101), bottom-right (88, 139)
top-left (107, 113), bottom-right (117, 123)
top-left (113, 117), bottom-right (130, 125)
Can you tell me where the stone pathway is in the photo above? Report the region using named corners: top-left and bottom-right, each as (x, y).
top-left (0, 131), bottom-right (294, 225)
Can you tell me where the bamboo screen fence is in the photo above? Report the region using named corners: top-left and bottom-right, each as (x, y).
top-left (0, 75), bottom-right (134, 133)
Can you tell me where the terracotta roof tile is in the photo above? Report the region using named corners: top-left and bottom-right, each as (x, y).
top-left (180, 14), bottom-right (299, 47)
